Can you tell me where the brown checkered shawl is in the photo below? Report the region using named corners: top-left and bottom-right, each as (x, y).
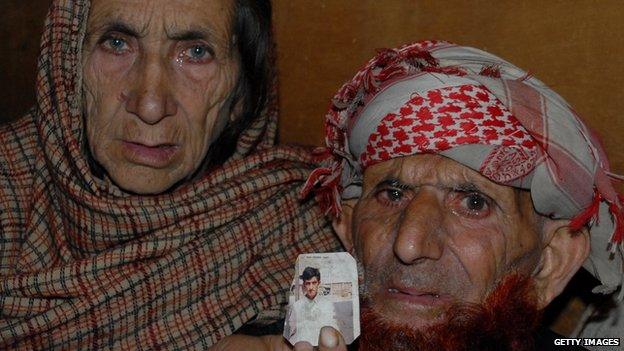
top-left (0, 1), bottom-right (340, 349)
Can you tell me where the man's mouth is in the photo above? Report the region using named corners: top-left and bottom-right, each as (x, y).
top-left (122, 140), bottom-right (180, 168)
top-left (385, 286), bottom-right (450, 307)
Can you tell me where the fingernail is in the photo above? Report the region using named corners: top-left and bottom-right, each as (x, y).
top-left (320, 327), bottom-right (338, 348)
top-left (294, 341), bottom-right (314, 351)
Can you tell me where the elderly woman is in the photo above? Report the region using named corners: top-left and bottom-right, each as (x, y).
top-left (0, 0), bottom-right (339, 349)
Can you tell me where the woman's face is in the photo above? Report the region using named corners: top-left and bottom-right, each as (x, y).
top-left (82, 0), bottom-right (238, 194)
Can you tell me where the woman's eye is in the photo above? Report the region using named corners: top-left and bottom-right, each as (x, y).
top-left (183, 44), bottom-right (213, 62)
top-left (101, 37), bottom-right (129, 53)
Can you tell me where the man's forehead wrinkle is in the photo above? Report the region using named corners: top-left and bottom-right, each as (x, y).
top-left (395, 159), bottom-right (489, 194)
top-left (361, 159), bottom-right (400, 194)
top-left (364, 157), bottom-right (520, 209)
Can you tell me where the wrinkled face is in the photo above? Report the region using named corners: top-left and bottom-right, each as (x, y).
top-left (82, 0), bottom-right (238, 194)
top-left (351, 154), bottom-right (544, 328)
top-left (302, 277), bottom-right (320, 300)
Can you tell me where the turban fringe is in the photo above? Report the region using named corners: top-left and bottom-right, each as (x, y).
top-left (301, 40), bottom-right (624, 298)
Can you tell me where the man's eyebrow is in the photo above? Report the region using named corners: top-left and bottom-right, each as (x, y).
top-left (375, 178), bottom-right (486, 193)
top-left (452, 182), bottom-right (482, 193)
top-left (376, 178), bottom-right (413, 190)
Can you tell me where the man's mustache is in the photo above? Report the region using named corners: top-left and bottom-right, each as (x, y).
top-left (356, 255), bottom-right (465, 300)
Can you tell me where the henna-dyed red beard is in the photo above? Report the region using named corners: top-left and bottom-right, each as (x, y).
top-left (358, 274), bottom-right (542, 351)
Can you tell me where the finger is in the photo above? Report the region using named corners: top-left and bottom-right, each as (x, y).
top-left (293, 341), bottom-right (314, 351)
top-left (264, 335), bottom-right (294, 351)
top-left (318, 327), bottom-right (347, 351)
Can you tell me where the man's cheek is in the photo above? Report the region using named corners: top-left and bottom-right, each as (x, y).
top-left (356, 222), bottom-right (397, 267)
top-left (445, 231), bottom-right (501, 302)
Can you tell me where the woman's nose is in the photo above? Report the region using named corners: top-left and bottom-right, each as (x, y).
top-left (125, 57), bottom-right (177, 124)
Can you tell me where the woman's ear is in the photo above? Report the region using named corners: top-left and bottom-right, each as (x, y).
top-left (332, 199), bottom-right (357, 253)
top-left (533, 219), bottom-right (590, 309)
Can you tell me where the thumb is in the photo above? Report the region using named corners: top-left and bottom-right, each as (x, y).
top-left (318, 327), bottom-right (347, 351)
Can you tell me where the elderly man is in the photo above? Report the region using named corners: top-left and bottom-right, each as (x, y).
top-left (0, 0), bottom-right (338, 349)
top-left (217, 41), bottom-right (623, 350)
top-left (306, 40), bottom-right (624, 351)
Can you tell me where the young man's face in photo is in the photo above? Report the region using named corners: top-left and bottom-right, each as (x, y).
top-left (303, 277), bottom-right (320, 300)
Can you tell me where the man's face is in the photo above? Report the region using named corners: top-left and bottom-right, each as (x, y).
top-left (82, 0), bottom-right (238, 194)
top-left (303, 277), bottom-right (320, 300)
top-left (349, 154), bottom-right (544, 328)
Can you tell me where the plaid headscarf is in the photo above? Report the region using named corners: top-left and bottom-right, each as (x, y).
top-left (0, 1), bottom-right (339, 349)
top-left (302, 40), bottom-right (623, 299)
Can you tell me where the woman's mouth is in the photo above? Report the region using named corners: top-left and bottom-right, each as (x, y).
top-left (122, 140), bottom-right (180, 168)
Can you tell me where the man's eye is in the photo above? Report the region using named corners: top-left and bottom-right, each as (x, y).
top-left (463, 193), bottom-right (487, 211)
top-left (182, 44), bottom-right (213, 62)
top-left (386, 189), bottom-right (403, 202)
top-left (375, 188), bottom-right (406, 205)
top-left (454, 192), bottom-right (492, 218)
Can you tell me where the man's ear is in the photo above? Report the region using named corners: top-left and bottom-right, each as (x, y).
top-left (533, 219), bottom-right (590, 309)
top-left (332, 199), bottom-right (357, 253)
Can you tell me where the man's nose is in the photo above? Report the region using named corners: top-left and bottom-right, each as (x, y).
top-left (393, 189), bottom-right (445, 264)
top-left (125, 57), bottom-right (177, 124)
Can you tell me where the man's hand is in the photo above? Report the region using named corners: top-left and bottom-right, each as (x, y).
top-left (292, 327), bottom-right (348, 351)
top-left (210, 327), bottom-right (348, 351)
top-left (210, 334), bottom-right (291, 351)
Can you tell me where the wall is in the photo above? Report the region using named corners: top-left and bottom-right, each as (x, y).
top-left (0, 0), bottom-right (49, 120)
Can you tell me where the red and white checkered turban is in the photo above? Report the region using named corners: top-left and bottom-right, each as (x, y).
top-left (302, 40), bottom-right (623, 297)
